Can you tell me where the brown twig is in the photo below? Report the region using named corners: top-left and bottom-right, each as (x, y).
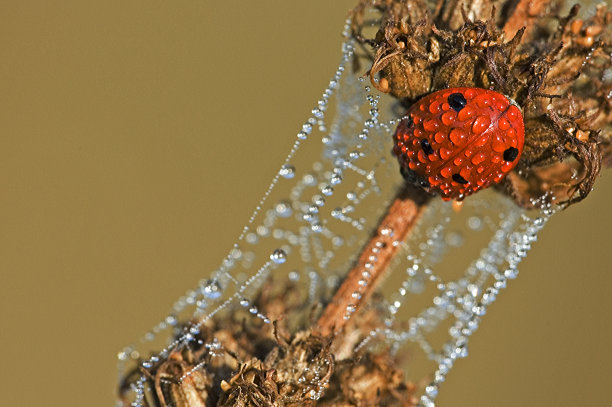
top-left (502, 0), bottom-right (552, 39)
top-left (119, 1), bottom-right (612, 404)
top-left (315, 0), bottom-right (603, 340)
top-left (314, 185), bottom-right (430, 337)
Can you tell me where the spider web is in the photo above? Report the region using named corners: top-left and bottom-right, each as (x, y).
top-left (117, 20), bottom-right (555, 407)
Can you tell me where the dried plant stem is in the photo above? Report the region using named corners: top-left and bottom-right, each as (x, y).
top-left (314, 185), bottom-right (430, 337)
top-left (502, 0), bottom-right (551, 38)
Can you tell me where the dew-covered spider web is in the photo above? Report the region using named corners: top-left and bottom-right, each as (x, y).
top-left (117, 21), bottom-right (556, 407)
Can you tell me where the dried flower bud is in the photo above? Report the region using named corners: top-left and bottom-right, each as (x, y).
top-left (351, 0), bottom-right (612, 207)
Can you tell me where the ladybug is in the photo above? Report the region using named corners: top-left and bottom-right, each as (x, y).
top-left (393, 87), bottom-right (524, 201)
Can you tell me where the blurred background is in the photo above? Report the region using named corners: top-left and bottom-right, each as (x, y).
top-left (1, 1), bottom-right (611, 406)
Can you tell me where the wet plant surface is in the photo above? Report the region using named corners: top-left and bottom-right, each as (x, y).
top-left (352, 0), bottom-right (612, 207)
top-left (118, 1), bottom-right (612, 406)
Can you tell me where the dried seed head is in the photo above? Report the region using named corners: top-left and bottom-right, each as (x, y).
top-left (120, 280), bottom-right (419, 407)
top-left (351, 0), bottom-right (612, 207)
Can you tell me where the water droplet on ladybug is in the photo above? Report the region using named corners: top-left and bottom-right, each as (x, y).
top-left (393, 87), bottom-right (525, 200)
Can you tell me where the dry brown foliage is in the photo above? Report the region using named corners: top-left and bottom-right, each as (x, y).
top-left (351, 0), bottom-right (612, 207)
top-left (119, 1), bottom-right (612, 406)
top-left (120, 280), bottom-right (418, 406)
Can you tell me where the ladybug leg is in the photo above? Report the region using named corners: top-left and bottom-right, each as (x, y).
top-left (391, 100), bottom-right (412, 117)
top-left (400, 166), bottom-right (431, 190)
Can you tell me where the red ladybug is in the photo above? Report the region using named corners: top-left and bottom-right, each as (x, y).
top-left (393, 87), bottom-right (525, 201)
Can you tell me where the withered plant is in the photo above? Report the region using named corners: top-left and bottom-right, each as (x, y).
top-left (354, 0), bottom-right (612, 207)
top-left (119, 1), bottom-right (612, 406)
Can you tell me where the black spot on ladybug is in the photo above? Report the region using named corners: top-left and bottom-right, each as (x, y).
top-left (503, 147), bottom-right (519, 162)
top-left (452, 173), bottom-right (469, 184)
top-left (400, 166), bottom-right (430, 188)
top-left (448, 93), bottom-right (467, 112)
top-left (420, 139), bottom-right (434, 155)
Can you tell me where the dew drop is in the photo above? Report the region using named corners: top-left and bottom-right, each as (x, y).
top-left (471, 152), bottom-right (486, 165)
top-left (246, 232), bottom-right (258, 244)
top-left (311, 223), bottom-right (323, 233)
top-left (425, 384), bottom-right (439, 398)
top-left (453, 156), bottom-right (465, 166)
top-left (331, 208), bottom-right (342, 219)
top-left (307, 204), bottom-right (319, 214)
top-left (332, 236), bottom-right (344, 247)
top-left (321, 185), bottom-right (334, 196)
top-left (507, 105), bottom-right (519, 120)
top-left (493, 278), bottom-right (507, 291)
top-left (498, 117), bottom-right (511, 130)
top-left (270, 248), bottom-right (287, 264)
top-left (279, 164), bottom-right (295, 179)
top-left (455, 343), bottom-right (469, 358)
top-left (274, 200), bottom-right (292, 217)
top-left (440, 147), bottom-right (453, 160)
top-left (303, 173), bottom-right (317, 186)
top-left (467, 216), bottom-right (483, 230)
top-left (423, 119), bottom-right (440, 132)
top-left (302, 122), bottom-right (313, 134)
top-left (256, 225), bottom-right (270, 237)
top-left (441, 111), bottom-right (456, 126)
top-left (420, 395), bottom-right (435, 407)
top-left (429, 101), bottom-right (442, 114)
top-left (434, 131), bottom-right (446, 143)
top-left (165, 315), bottom-right (178, 326)
top-left (449, 129), bottom-right (467, 146)
top-left (504, 268), bottom-right (519, 279)
top-left (202, 279), bottom-right (223, 299)
top-left (440, 166), bottom-right (452, 178)
top-left (117, 350), bottom-right (129, 361)
top-left (380, 227), bottom-right (394, 237)
top-left (312, 194), bottom-right (325, 207)
top-left (446, 231), bottom-right (464, 247)
top-left (472, 115), bottom-right (491, 134)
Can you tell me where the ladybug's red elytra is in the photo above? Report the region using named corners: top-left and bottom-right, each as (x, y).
top-left (393, 87), bottom-right (525, 201)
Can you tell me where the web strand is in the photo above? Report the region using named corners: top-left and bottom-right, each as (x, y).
top-left (118, 20), bottom-right (556, 406)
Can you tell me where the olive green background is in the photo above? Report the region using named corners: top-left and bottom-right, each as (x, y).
top-left (2, 2), bottom-right (611, 406)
